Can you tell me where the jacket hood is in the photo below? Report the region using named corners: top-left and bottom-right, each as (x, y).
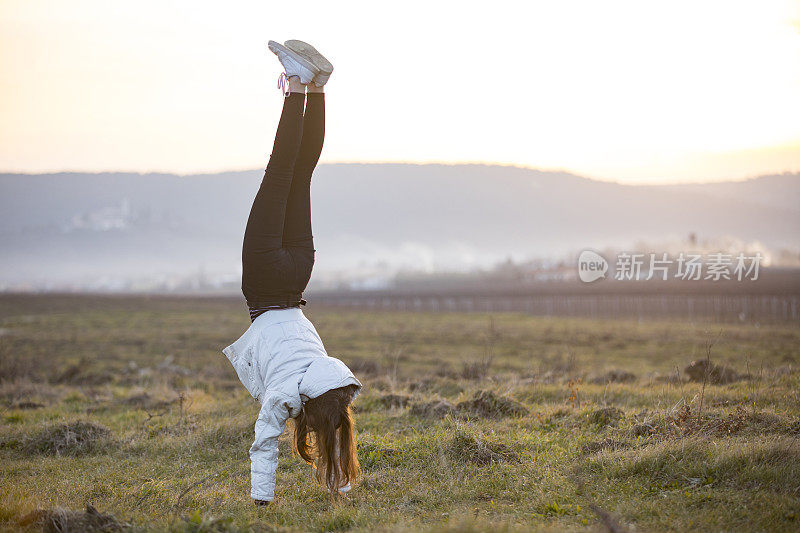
top-left (298, 356), bottom-right (362, 403)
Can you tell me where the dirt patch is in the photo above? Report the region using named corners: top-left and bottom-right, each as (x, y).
top-left (456, 390), bottom-right (528, 419)
top-left (590, 407), bottom-right (625, 427)
top-left (410, 400), bottom-right (457, 419)
top-left (20, 504), bottom-right (129, 532)
top-left (25, 420), bottom-right (112, 456)
top-left (684, 359), bottom-right (740, 384)
top-left (581, 439), bottom-right (630, 455)
top-left (446, 430), bottom-right (518, 465)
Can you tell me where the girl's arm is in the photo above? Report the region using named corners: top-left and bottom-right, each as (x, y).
top-left (248, 394), bottom-right (292, 502)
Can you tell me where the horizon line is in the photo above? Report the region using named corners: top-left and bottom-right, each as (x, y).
top-left (1, 161), bottom-right (798, 186)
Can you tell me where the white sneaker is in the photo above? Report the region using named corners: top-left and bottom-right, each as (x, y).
top-left (267, 40), bottom-right (319, 88)
top-left (284, 40), bottom-right (334, 87)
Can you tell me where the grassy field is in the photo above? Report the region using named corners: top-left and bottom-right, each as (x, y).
top-left (0, 294), bottom-right (798, 532)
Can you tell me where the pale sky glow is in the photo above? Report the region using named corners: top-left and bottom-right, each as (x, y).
top-left (1, 0), bottom-right (799, 183)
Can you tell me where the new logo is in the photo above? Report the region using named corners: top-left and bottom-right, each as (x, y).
top-left (578, 250), bottom-right (608, 283)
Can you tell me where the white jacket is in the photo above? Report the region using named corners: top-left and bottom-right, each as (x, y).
top-left (222, 307), bottom-right (362, 501)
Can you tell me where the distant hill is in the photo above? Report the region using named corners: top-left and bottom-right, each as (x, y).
top-left (1, 164), bottom-right (798, 290)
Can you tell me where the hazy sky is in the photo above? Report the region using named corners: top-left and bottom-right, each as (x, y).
top-left (1, 0), bottom-right (798, 183)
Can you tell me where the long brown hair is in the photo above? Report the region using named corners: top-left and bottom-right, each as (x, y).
top-left (293, 384), bottom-right (360, 496)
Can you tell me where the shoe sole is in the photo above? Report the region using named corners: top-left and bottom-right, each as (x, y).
top-left (267, 40), bottom-right (319, 76)
top-left (284, 40), bottom-right (333, 75)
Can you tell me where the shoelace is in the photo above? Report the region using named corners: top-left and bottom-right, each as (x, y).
top-left (277, 72), bottom-right (290, 97)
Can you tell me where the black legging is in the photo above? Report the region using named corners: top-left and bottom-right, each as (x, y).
top-left (241, 92), bottom-right (324, 308)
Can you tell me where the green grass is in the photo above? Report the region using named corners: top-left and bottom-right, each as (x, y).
top-left (0, 294), bottom-right (798, 532)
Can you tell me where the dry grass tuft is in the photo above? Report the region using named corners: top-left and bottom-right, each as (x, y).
top-left (460, 356), bottom-right (493, 380)
top-left (25, 420), bottom-right (112, 456)
top-left (0, 380), bottom-right (62, 408)
top-left (456, 390), bottom-right (528, 419)
top-left (684, 359), bottom-right (740, 384)
top-left (622, 405), bottom-right (800, 443)
top-left (378, 393), bottom-right (411, 409)
top-left (119, 391), bottom-right (176, 411)
top-left (19, 504), bottom-right (129, 532)
top-left (581, 439), bottom-right (630, 455)
top-left (590, 407), bottom-right (625, 427)
top-left (629, 423), bottom-right (656, 437)
top-left (120, 392), bottom-right (153, 407)
top-left (410, 400), bottom-right (457, 419)
top-left (12, 400), bottom-right (45, 410)
top-left (590, 370), bottom-right (637, 384)
top-left (446, 429), bottom-right (518, 465)
top-left (56, 358), bottom-right (114, 386)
